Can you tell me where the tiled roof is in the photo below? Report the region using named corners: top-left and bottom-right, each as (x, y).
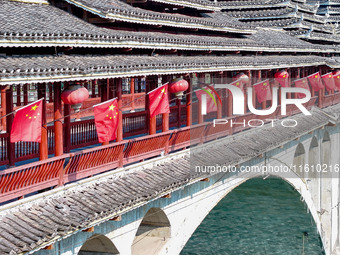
top-left (63, 0), bottom-right (255, 33)
top-left (0, 106), bottom-right (336, 255)
top-left (1, 1), bottom-right (337, 53)
top-left (0, 54), bottom-right (330, 85)
top-left (245, 17), bottom-right (302, 28)
top-left (145, 0), bottom-right (221, 11)
top-left (219, 0), bottom-right (289, 9)
top-left (223, 7), bottom-right (296, 20)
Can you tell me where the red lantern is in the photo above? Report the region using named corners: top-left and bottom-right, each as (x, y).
top-left (275, 69), bottom-right (289, 87)
top-left (61, 82), bottom-right (89, 112)
top-left (233, 73), bottom-right (249, 84)
top-left (333, 70), bottom-right (340, 88)
top-left (169, 78), bottom-right (189, 99)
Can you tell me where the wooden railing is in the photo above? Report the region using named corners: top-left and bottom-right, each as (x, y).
top-left (0, 94), bottom-right (339, 167)
top-left (0, 92), bottom-right (339, 204)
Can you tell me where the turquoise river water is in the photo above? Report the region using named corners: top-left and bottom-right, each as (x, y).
top-left (181, 178), bottom-right (324, 255)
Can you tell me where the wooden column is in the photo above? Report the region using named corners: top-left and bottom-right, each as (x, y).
top-left (295, 68), bottom-right (300, 99)
top-left (198, 73), bottom-right (204, 123)
top-left (91, 80), bottom-right (96, 98)
top-left (1, 85), bottom-right (7, 131)
top-left (287, 68), bottom-right (291, 99)
top-left (23, 84), bottom-right (28, 105)
top-left (130, 78), bottom-right (135, 112)
top-left (216, 72), bottom-right (222, 119)
top-left (259, 70), bottom-right (266, 109)
top-left (48, 84), bottom-right (53, 103)
top-left (101, 80), bottom-right (110, 145)
top-left (319, 66), bottom-right (324, 108)
top-left (185, 76), bottom-right (192, 126)
top-left (116, 78), bottom-right (123, 142)
top-left (222, 72), bottom-right (228, 117)
top-left (252, 70), bottom-right (256, 109)
top-left (64, 82), bottom-right (71, 153)
top-left (38, 84), bottom-right (48, 160)
top-left (161, 76), bottom-right (169, 131)
top-left (176, 98), bottom-right (181, 128)
top-left (54, 82), bottom-right (63, 156)
top-left (227, 72), bottom-right (233, 117)
top-left (16, 85), bottom-right (21, 106)
top-left (146, 77), bottom-right (156, 135)
top-left (246, 70), bottom-right (251, 112)
top-left (6, 88), bottom-right (15, 166)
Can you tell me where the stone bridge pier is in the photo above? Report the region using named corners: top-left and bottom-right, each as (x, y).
top-left (32, 121), bottom-right (340, 255)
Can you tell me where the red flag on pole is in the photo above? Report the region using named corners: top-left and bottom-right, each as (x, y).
top-left (230, 79), bottom-right (244, 92)
top-left (307, 72), bottom-right (324, 91)
top-left (332, 71), bottom-right (340, 90)
top-left (294, 77), bottom-right (310, 99)
top-left (254, 79), bottom-right (272, 103)
top-left (321, 73), bottom-right (336, 91)
top-left (195, 86), bottom-right (218, 113)
top-left (10, 99), bottom-right (43, 143)
top-left (148, 83), bottom-right (170, 118)
top-left (94, 98), bottom-right (119, 143)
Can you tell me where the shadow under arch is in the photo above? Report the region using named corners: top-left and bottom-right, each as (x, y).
top-left (132, 208), bottom-right (171, 255)
top-left (78, 234), bottom-right (120, 255)
top-left (320, 130), bottom-right (332, 254)
top-left (181, 177), bottom-right (324, 255)
top-left (293, 142), bottom-right (306, 178)
top-left (308, 136), bottom-right (320, 211)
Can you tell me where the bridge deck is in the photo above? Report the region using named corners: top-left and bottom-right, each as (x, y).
top-left (0, 105), bottom-right (338, 255)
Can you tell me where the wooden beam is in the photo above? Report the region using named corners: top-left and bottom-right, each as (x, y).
top-left (43, 245), bottom-right (54, 250)
top-left (83, 227), bottom-right (94, 232)
top-left (162, 193), bottom-right (171, 198)
top-left (110, 215), bottom-right (122, 221)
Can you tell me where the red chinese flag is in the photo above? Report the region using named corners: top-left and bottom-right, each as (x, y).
top-left (10, 99), bottom-right (43, 143)
top-left (94, 98), bottom-right (119, 143)
top-left (254, 80), bottom-right (272, 103)
top-left (307, 72), bottom-right (324, 91)
top-left (148, 84), bottom-right (170, 118)
top-left (333, 71), bottom-right (340, 90)
top-left (230, 79), bottom-right (244, 92)
top-left (195, 87), bottom-right (218, 113)
top-left (294, 78), bottom-right (310, 99)
top-left (321, 73), bottom-right (336, 91)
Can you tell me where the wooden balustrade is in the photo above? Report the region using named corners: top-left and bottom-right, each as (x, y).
top-left (63, 141), bottom-right (126, 183)
top-left (0, 154), bottom-right (69, 203)
top-left (0, 92), bottom-right (339, 171)
top-left (123, 131), bottom-right (172, 164)
top-left (1, 89), bottom-right (340, 204)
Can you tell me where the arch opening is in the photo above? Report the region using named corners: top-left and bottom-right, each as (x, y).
top-left (308, 136), bottom-right (320, 211)
top-left (293, 143), bottom-right (306, 178)
top-left (132, 208), bottom-right (171, 255)
top-left (78, 234), bottom-right (119, 255)
top-left (182, 178), bottom-right (323, 255)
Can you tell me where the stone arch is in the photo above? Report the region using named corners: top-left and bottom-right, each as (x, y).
top-left (78, 234), bottom-right (120, 255)
top-left (131, 208), bottom-right (171, 255)
top-left (179, 176), bottom-right (322, 255)
top-left (293, 143), bottom-right (306, 178)
top-left (321, 131), bottom-right (332, 254)
top-left (308, 136), bottom-right (320, 211)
